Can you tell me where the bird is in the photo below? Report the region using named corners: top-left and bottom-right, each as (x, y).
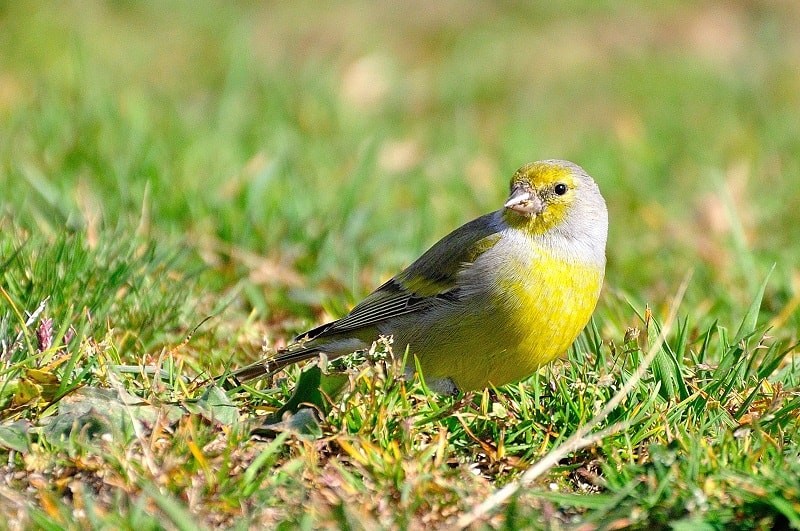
top-left (229, 160), bottom-right (607, 394)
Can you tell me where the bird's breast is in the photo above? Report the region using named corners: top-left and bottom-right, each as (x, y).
top-left (481, 244), bottom-right (604, 386)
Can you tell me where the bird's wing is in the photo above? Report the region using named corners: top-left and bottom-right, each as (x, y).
top-left (299, 211), bottom-right (503, 339)
top-left (226, 212), bottom-right (503, 384)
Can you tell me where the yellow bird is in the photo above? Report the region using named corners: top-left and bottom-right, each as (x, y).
top-left (232, 160), bottom-right (607, 394)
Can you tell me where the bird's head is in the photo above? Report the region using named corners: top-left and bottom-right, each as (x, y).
top-left (502, 160), bottom-right (608, 241)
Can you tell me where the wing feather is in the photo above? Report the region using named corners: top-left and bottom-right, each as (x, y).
top-left (302, 212), bottom-right (502, 339)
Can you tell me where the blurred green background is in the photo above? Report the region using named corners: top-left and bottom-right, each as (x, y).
top-left (3, 2), bottom-right (800, 527)
top-left (2, 1), bottom-right (800, 345)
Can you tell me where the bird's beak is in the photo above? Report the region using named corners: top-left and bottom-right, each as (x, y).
top-left (504, 187), bottom-right (543, 216)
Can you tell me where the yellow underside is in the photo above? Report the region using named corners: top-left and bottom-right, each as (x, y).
top-left (410, 249), bottom-right (604, 391)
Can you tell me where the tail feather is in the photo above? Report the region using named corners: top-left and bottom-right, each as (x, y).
top-left (220, 317), bottom-right (357, 387)
top-left (225, 346), bottom-right (323, 384)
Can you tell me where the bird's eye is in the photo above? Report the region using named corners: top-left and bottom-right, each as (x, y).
top-left (554, 183), bottom-right (568, 196)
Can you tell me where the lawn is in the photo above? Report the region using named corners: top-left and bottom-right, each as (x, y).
top-left (2, 1), bottom-right (800, 528)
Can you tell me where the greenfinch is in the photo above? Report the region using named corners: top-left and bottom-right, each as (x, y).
top-left (232, 160), bottom-right (607, 394)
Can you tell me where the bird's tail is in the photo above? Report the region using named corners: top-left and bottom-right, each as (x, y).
top-left (220, 345), bottom-right (324, 386)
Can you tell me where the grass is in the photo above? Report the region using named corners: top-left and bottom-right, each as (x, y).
top-left (2, 1), bottom-right (800, 528)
